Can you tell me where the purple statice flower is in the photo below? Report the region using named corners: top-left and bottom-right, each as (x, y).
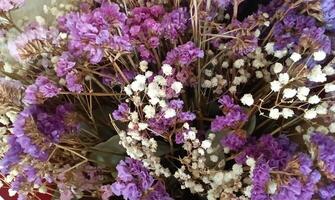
top-left (0, 135), bottom-right (23, 174)
top-left (125, 5), bottom-right (165, 61)
top-left (220, 131), bottom-right (247, 151)
top-left (65, 71), bottom-right (83, 93)
top-left (112, 103), bottom-right (130, 121)
top-left (161, 8), bottom-right (189, 41)
top-left (211, 95), bottom-right (247, 132)
top-left (321, 0), bottom-right (335, 30)
top-left (8, 23), bottom-right (50, 61)
top-left (235, 135), bottom-right (295, 169)
top-left (273, 11), bottom-right (331, 53)
top-left (144, 181), bottom-right (172, 200)
top-left (23, 76), bottom-right (60, 105)
top-left (0, 0), bottom-right (25, 12)
top-left (164, 41), bottom-right (204, 66)
top-left (310, 132), bottom-right (335, 179)
top-left (111, 157), bottom-right (171, 200)
top-left (319, 182), bottom-right (335, 200)
top-left (56, 52), bottom-right (76, 77)
top-left (251, 159), bottom-right (270, 200)
top-left (58, 2), bottom-right (131, 64)
top-left (213, 0), bottom-right (232, 9)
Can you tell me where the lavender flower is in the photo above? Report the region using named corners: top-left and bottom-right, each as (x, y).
top-left (111, 157), bottom-right (171, 200)
top-left (112, 103), bottom-right (130, 121)
top-left (251, 159), bottom-right (270, 200)
top-left (65, 71), bottom-right (83, 93)
top-left (164, 41), bottom-right (204, 66)
top-left (319, 182), bottom-right (335, 200)
top-left (0, 135), bottom-right (23, 173)
top-left (211, 95), bottom-right (247, 132)
top-left (59, 2), bottom-right (131, 64)
top-left (56, 52), bottom-right (76, 77)
top-left (213, 0), bottom-right (232, 9)
top-left (220, 131), bottom-right (247, 151)
top-left (321, 0), bottom-right (335, 30)
top-left (0, 0), bottom-right (25, 12)
top-left (23, 76), bottom-right (60, 105)
top-left (161, 8), bottom-right (189, 41)
top-left (310, 132), bottom-right (335, 179)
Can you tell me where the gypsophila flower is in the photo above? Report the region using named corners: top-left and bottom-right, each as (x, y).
top-left (241, 93), bottom-right (254, 106)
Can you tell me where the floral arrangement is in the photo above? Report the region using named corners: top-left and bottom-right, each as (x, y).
top-left (0, 0), bottom-right (335, 199)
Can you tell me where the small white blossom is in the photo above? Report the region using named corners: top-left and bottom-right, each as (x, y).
top-left (304, 109), bottom-right (317, 119)
top-left (282, 108), bottom-right (294, 119)
top-left (246, 157), bottom-right (256, 168)
top-left (290, 52), bottom-right (302, 62)
top-left (270, 81), bottom-right (282, 92)
top-left (201, 140), bottom-right (212, 149)
top-left (171, 81), bottom-right (183, 94)
top-left (313, 50), bottom-right (326, 61)
top-left (221, 61), bottom-right (229, 68)
top-left (232, 164), bottom-right (243, 175)
top-left (210, 155), bottom-right (219, 162)
top-left (329, 123), bottom-right (335, 133)
top-left (267, 181), bottom-right (277, 194)
top-left (164, 108), bottom-right (176, 118)
top-left (265, 42), bottom-right (275, 54)
top-left (308, 65), bottom-right (327, 83)
top-left (308, 95), bottom-right (321, 104)
top-left (316, 103), bottom-right (328, 115)
top-left (241, 94), bottom-right (254, 106)
top-left (139, 60), bottom-right (148, 72)
top-left (256, 70), bottom-right (263, 78)
top-left (269, 108), bottom-right (281, 119)
top-left (233, 59), bottom-right (245, 69)
top-left (143, 105), bottom-right (156, 118)
top-left (323, 65), bottom-right (335, 76)
top-left (273, 63), bottom-right (283, 74)
top-left (278, 73), bottom-right (289, 85)
top-left (162, 64), bottom-right (173, 76)
top-left (283, 88), bottom-right (297, 99)
top-left (297, 87), bottom-right (310, 101)
top-left (274, 48), bottom-right (287, 58)
top-left (325, 83), bottom-right (335, 93)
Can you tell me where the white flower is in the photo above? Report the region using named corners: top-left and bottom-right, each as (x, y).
top-left (154, 75), bottom-right (167, 86)
top-left (256, 70), bottom-right (263, 78)
top-left (323, 65), bottom-right (335, 76)
top-left (283, 88), bottom-right (297, 99)
top-left (269, 108), bottom-right (281, 119)
top-left (131, 75), bottom-right (146, 92)
top-left (308, 95), bottom-right (321, 104)
top-left (278, 73), bottom-right (290, 85)
top-left (313, 50), bottom-right (326, 61)
top-left (221, 61), bottom-right (229, 68)
top-left (241, 94), bottom-right (254, 106)
top-left (304, 109), bottom-right (317, 119)
top-left (265, 42), bottom-right (275, 54)
top-left (270, 81), bottom-right (282, 92)
top-left (274, 48), bottom-right (287, 58)
top-left (246, 157), bottom-right (256, 168)
top-left (201, 140), bottom-right (212, 149)
top-left (139, 60), bottom-right (148, 72)
top-left (138, 123), bottom-right (148, 131)
top-left (143, 105), bottom-right (156, 118)
top-left (210, 155), bottom-right (219, 162)
top-left (297, 87), bottom-right (310, 101)
top-left (171, 81), bottom-right (183, 94)
top-left (316, 103), bottom-right (328, 115)
top-left (164, 108), bottom-right (176, 118)
top-left (282, 108), bottom-right (294, 119)
top-left (267, 181), bottom-right (277, 194)
top-left (147, 82), bottom-right (161, 99)
top-left (204, 69), bottom-right (213, 77)
top-left (308, 65), bottom-right (327, 83)
top-left (290, 52), bottom-right (302, 62)
top-left (273, 63), bottom-right (283, 74)
top-left (162, 64), bottom-right (173, 76)
top-left (329, 123), bottom-right (335, 133)
top-left (232, 164), bottom-right (243, 175)
top-left (325, 83), bottom-right (335, 93)
top-left (233, 59), bottom-right (245, 69)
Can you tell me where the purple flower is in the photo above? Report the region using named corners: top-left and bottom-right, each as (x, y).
top-left (251, 159), bottom-right (270, 200)
top-left (220, 131), bottom-right (247, 151)
top-left (211, 95), bottom-right (247, 132)
top-left (111, 158), bottom-right (171, 200)
top-left (273, 11), bottom-right (331, 53)
top-left (235, 135), bottom-right (295, 169)
top-left (0, 0), bottom-right (25, 12)
top-left (23, 76), bottom-right (60, 105)
top-left (65, 71), bottom-right (83, 93)
top-left (59, 2), bottom-right (131, 64)
top-left (56, 52), bottom-right (76, 77)
top-left (319, 182), bottom-right (335, 200)
top-left (161, 8), bottom-right (189, 41)
top-left (213, 0), bottom-right (232, 9)
top-left (0, 136), bottom-right (23, 174)
top-left (164, 41), bottom-right (204, 66)
top-left (112, 103), bottom-right (130, 121)
top-left (310, 132), bottom-right (335, 179)
top-left (321, 0), bottom-right (335, 30)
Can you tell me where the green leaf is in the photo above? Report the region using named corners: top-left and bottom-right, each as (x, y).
top-left (88, 135), bottom-right (126, 168)
top-left (244, 114), bottom-right (256, 135)
top-left (155, 141), bottom-right (171, 156)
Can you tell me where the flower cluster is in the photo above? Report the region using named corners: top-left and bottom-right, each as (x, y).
top-left (0, 0), bottom-right (334, 199)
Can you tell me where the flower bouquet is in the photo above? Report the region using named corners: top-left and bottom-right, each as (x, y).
top-left (0, 0), bottom-right (335, 199)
